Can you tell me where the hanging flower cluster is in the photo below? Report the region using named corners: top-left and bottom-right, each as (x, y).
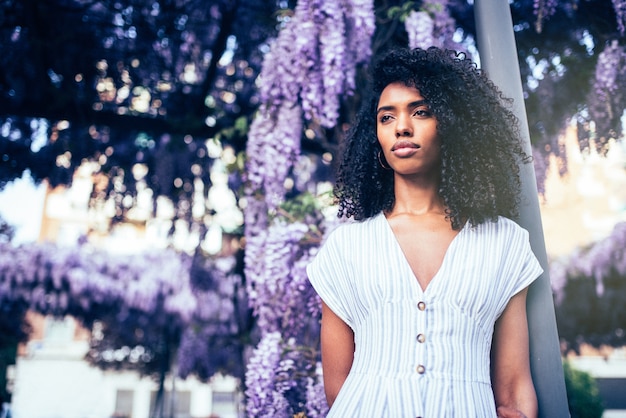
top-left (588, 40), bottom-right (626, 147)
top-left (177, 253), bottom-right (250, 381)
top-left (405, 10), bottom-right (435, 50)
top-left (242, 2), bottom-right (374, 414)
top-left (551, 222), bottom-right (626, 351)
top-left (256, 0), bottom-right (375, 127)
top-left (245, 332), bottom-right (328, 417)
top-left (244, 101), bottom-right (304, 223)
top-left (531, 145), bottom-right (548, 197)
top-left (244, 0), bottom-right (375, 233)
top-left (245, 332), bottom-right (290, 417)
top-left (243, 193), bottom-right (330, 416)
top-left (593, 40), bottom-right (624, 96)
top-left (245, 219), bottom-right (321, 337)
top-left (0, 242), bottom-right (195, 322)
top-left (551, 222), bottom-right (626, 299)
top-left (404, 0), bottom-right (460, 51)
top-left (0, 240), bottom-right (247, 381)
top-left (612, 0), bottom-right (626, 35)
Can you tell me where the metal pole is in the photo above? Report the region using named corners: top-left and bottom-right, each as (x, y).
top-left (473, 1), bottom-right (570, 417)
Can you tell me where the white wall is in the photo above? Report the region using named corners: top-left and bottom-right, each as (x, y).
top-left (10, 333), bottom-right (239, 418)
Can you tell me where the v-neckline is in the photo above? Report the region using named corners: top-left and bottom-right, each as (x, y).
top-left (379, 212), bottom-right (466, 294)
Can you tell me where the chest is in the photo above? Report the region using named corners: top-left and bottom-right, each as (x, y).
top-left (334, 216), bottom-right (522, 331)
top-left (346, 228), bottom-right (510, 332)
top-left (389, 222), bottom-right (460, 291)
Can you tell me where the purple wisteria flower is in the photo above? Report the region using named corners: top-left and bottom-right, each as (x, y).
top-left (343, 0), bottom-right (375, 94)
top-left (245, 0), bottom-right (375, 232)
top-left (245, 332), bottom-right (291, 417)
top-left (0, 240), bottom-right (247, 382)
top-left (594, 41), bottom-right (623, 95)
top-left (427, 0), bottom-right (459, 50)
top-left (0, 241), bottom-right (197, 320)
top-left (257, 0), bottom-right (374, 128)
top-left (551, 222), bottom-right (626, 299)
top-left (244, 101), bottom-right (303, 219)
top-left (588, 40), bottom-right (626, 143)
top-left (552, 221), bottom-right (626, 351)
top-left (242, 0), bottom-right (376, 415)
top-left (613, 0), bottom-right (626, 35)
top-left (405, 10), bottom-right (435, 50)
top-left (305, 364), bottom-right (329, 417)
top-left (404, 1), bottom-right (462, 51)
top-left (319, 4), bottom-right (346, 126)
top-left (532, 145), bottom-right (548, 197)
top-left (245, 219), bottom-right (318, 337)
top-left (246, 332), bottom-right (326, 416)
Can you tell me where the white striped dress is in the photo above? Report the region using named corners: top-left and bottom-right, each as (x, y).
top-left (307, 213), bottom-right (543, 418)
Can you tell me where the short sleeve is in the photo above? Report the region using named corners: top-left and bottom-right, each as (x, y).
top-left (307, 228), bottom-right (355, 329)
top-left (508, 223), bottom-right (544, 297)
top-left (489, 220), bottom-right (544, 319)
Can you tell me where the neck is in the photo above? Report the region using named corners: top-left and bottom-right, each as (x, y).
top-left (389, 174), bottom-right (444, 216)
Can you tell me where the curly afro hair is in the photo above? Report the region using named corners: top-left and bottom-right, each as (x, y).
top-left (334, 47), bottom-right (531, 230)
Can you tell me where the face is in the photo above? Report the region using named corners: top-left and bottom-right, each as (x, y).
top-left (376, 82), bottom-right (440, 177)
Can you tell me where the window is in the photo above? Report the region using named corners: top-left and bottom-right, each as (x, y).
top-left (149, 390), bottom-right (191, 418)
top-left (113, 389), bottom-right (134, 418)
top-left (43, 316), bottom-right (74, 343)
top-left (212, 391), bottom-right (238, 418)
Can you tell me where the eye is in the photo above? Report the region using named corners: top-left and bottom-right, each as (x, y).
top-left (413, 107), bottom-right (433, 118)
top-left (379, 114), bottom-right (393, 123)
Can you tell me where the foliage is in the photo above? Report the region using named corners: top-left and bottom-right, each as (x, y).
top-left (1, 0), bottom-right (625, 212)
top-left (552, 222), bottom-right (626, 353)
top-left (0, 0), bottom-right (285, 237)
top-left (0, 300), bottom-right (29, 404)
top-left (243, 191), bottom-right (331, 416)
top-left (0, 240), bottom-right (250, 383)
top-left (241, 0), bottom-right (374, 413)
top-left (562, 361), bottom-right (605, 418)
top-left (0, 215), bottom-right (21, 404)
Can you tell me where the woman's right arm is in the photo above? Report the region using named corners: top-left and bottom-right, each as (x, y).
top-left (320, 300), bottom-right (355, 407)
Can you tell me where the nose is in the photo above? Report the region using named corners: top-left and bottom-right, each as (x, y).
top-left (395, 113), bottom-right (413, 137)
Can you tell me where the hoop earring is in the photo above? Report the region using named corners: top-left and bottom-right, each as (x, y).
top-left (378, 151), bottom-right (392, 170)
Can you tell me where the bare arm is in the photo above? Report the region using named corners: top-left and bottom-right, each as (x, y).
top-left (491, 287), bottom-right (538, 418)
top-left (320, 300), bottom-right (355, 407)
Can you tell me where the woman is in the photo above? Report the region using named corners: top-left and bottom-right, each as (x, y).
top-left (307, 47), bottom-right (542, 417)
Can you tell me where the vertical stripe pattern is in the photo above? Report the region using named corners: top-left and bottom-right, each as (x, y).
top-left (307, 213), bottom-right (543, 417)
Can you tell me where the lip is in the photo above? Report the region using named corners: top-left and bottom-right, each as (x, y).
top-left (391, 140), bottom-right (420, 151)
top-left (391, 140), bottom-right (420, 157)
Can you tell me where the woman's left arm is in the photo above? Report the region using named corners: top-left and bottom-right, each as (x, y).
top-left (491, 287), bottom-right (538, 418)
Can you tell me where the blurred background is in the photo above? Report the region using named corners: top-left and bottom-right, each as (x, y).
top-left (0, 0), bottom-right (625, 417)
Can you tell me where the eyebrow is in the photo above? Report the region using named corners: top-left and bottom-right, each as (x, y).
top-left (376, 99), bottom-right (429, 114)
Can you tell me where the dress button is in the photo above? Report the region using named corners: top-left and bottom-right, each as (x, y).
top-left (416, 364), bottom-right (426, 374)
top-left (416, 333), bottom-right (426, 343)
top-left (417, 301), bottom-right (426, 311)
